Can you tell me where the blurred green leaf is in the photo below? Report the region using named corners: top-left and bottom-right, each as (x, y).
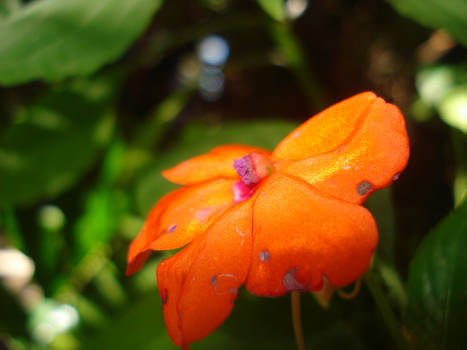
top-left (438, 85), bottom-right (467, 134)
top-left (0, 0), bottom-right (20, 20)
top-left (389, 0), bottom-right (467, 47)
top-left (80, 293), bottom-right (175, 350)
top-left (74, 140), bottom-right (126, 259)
top-left (0, 0), bottom-right (163, 85)
top-left (257, 0), bottom-right (285, 22)
top-left (74, 188), bottom-right (117, 257)
top-left (406, 199), bottom-right (467, 350)
top-left (134, 119), bottom-right (296, 214)
top-left (0, 90), bottom-right (113, 206)
top-left (416, 65), bottom-right (467, 105)
top-left (92, 261), bottom-right (127, 307)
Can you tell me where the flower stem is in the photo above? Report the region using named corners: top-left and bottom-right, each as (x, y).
top-left (291, 291), bottom-right (307, 350)
top-left (337, 278), bottom-right (362, 299)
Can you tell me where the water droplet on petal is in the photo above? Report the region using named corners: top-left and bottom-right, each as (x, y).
top-left (236, 227), bottom-right (248, 236)
top-left (211, 273), bottom-right (238, 295)
top-left (259, 250), bottom-right (270, 262)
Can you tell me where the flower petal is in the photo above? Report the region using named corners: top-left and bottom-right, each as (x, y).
top-left (157, 199), bottom-right (253, 347)
top-left (273, 92), bottom-right (377, 160)
top-left (276, 97), bottom-right (409, 204)
top-left (246, 174), bottom-right (377, 296)
top-left (126, 189), bottom-right (182, 276)
top-left (162, 144), bottom-right (271, 185)
top-left (127, 179), bottom-right (236, 276)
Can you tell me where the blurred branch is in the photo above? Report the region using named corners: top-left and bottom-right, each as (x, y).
top-left (266, 19), bottom-right (327, 111)
top-left (364, 269), bottom-right (412, 350)
top-left (374, 256), bottom-right (408, 310)
top-left (132, 84), bottom-right (196, 150)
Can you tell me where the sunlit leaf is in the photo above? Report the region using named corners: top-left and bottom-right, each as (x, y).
top-left (0, 90), bottom-right (113, 206)
top-left (257, 0), bottom-right (285, 22)
top-left (438, 86), bottom-right (467, 134)
top-left (0, 0), bottom-right (163, 85)
top-left (0, 0), bottom-right (20, 20)
top-left (406, 199), bottom-right (467, 350)
top-left (389, 0), bottom-right (467, 47)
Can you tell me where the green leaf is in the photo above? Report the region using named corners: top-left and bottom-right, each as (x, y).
top-left (74, 140), bottom-right (126, 259)
top-left (406, 199), bottom-right (467, 350)
top-left (0, 90), bottom-right (113, 206)
top-left (389, 0), bottom-right (467, 47)
top-left (0, 0), bottom-right (20, 20)
top-left (438, 85), bottom-right (467, 134)
top-left (79, 293), bottom-right (175, 350)
top-left (0, 0), bottom-right (163, 85)
top-left (133, 119), bottom-right (296, 214)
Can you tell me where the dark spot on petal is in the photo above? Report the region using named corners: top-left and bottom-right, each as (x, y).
top-left (283, 267), bottom-right (305, 291)
top-left (357, 181), bottom-right (373, 196)
top-left (161, 289), bottom-right (168, 305)
top-left (392, 172), bottom-right (400, 182)
top-left (259, 250), bottom-right (270, 262)
top-left (168, 224), bottom-right (177, 233)
top-left (211, 275), bottom-right (217, 289)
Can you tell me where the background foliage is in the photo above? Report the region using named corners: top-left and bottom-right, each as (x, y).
top-left (1, 0), bottom-right (466, 349)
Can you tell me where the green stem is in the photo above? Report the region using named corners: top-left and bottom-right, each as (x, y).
top-left (267, 19), bottom-right (326, 111)
top-left (364, 271), bottom-right (412, 350)
top-left (1, 206), bottom-right (24, 250)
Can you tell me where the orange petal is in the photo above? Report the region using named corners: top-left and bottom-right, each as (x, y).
top-left (157, 199), bottom-right (254, 347)
top-left (276, 97), bottom-right (409, 204)
top-left (162, 144), bottom-right (271, 185)
top-left (127, 179), bottom-right (236, 275)
top-left (273, 92), bottom-right (377, 160)
top-left (246, 174), bottom-right (377, 296)
top-left (126, 189), bottom-right (183, 276)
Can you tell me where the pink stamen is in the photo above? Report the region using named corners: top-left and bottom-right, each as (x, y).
top-left (232, 152), bottom-right (274, 202)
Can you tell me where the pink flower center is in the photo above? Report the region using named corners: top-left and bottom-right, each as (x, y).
top-left (232, 152), bottom-right (274, 202)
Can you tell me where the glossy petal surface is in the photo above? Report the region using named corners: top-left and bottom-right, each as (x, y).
top-left (157, 199), bottom-right (253, 347)
top-left (127, 179), bottom-right (235, 275)
top-left (273, 92), bottom-right (377, 160)
top-left (246, 174), bottom-right (378, 296)
top-left (162, 144), bottom-right (270, 185)
top-left (276, 97), bottom-right (409, 203)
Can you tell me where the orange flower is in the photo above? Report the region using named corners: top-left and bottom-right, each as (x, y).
top-left (127, 92), bottom-right (410, 349)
